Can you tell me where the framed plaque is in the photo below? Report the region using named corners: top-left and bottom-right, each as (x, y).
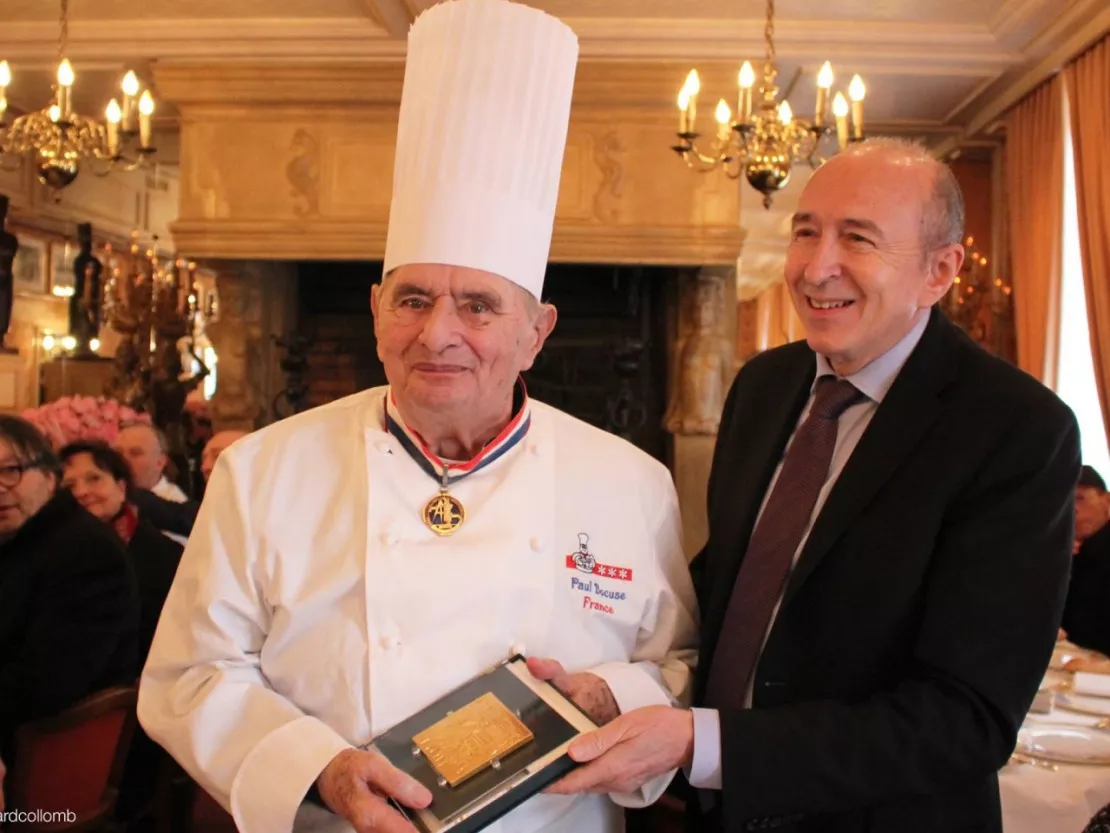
top-left (374, 655), bottom-right (598, 833)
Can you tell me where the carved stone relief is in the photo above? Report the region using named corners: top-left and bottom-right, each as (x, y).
top-left (664, 268), bottom-right (734, 436)
top-left (591, 131), bottom-right (624, 224)
top-left (287, 129), bottom-right (321, 218)
top-left (205, 260), bottom-right (300, 431)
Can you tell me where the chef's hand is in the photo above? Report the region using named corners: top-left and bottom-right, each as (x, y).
top-left (526, 657), bottom-right (620, 725)
top-left (546, 705), bottom-right (693, 795)
top-left (316, 748), bottom-right (432, 833)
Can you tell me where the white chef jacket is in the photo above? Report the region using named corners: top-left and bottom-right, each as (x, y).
top-left (138, 386), bottom-right (699, 833)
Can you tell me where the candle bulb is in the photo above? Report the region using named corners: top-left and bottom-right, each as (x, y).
top-left (57, 59), bottom-right (74, 119)
top-left (121, 70), bottom-right (140, 132)
top-left (848, 75), bottom-right (866, 139)
top-left (715, 99), bottom-right (732, 143)
top-left (814, 61), bottom-right (833, 127)
top-left (138, 90), bottom-right (155, 149)
top-left (737, 61), bottom-right (755, 124)
top-left (833, 92), bottom-right (849, 149)
top-left (683, 69), bottom-right (700, 133)
top-left (105, 99), bottom-right (122, 156)
top-left (677, 88), bottom-right (690, 134)
top-left (778, 100), bottom-right (793, 125)
top-left (0, 60), bottom-right (10, 124)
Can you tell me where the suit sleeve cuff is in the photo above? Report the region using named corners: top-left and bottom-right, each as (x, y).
top-left (229, 715), bottom-right (352, 833)
top-left (587, 661), bottom-right (678, 808)
top-left (588, 660), bottom-right (674, 714)
top-left (686, 707), bottom-right (722, 790)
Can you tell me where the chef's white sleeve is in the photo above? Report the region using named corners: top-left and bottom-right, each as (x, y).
top-left (137, 453), bottom-right (351, 833)
top-left (587, 464), bottom-right (699, 808)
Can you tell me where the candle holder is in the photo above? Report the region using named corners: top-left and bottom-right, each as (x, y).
top-left (102, 233), bottom-right (212, 456)
top-left (944, 236), bottom-right (1015, 362)
top-left (0, 0), bottom-right (157, 192)
top-left (669, 0), bottom-right (866, 208)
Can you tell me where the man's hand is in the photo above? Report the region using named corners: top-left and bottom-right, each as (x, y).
top-left (546, 706), bottom-right (694, 796)
top-left (316, 748), bottom-right (432, 833)
top-left (526, 657), bottom-right (620, 725)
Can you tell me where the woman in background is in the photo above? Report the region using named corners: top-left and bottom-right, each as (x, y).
top-left (60, 440), bottom-right (184, 828)
top-left (59, 442), bottom-right (182, 664)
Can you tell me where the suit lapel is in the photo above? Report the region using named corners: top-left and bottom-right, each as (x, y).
top-left (780, 309), bottom-right (961, 609)
top-left (705, 349), bottom-right (815, 632)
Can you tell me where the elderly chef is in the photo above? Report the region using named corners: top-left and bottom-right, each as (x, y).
top-left (136, 2), bottom-right (698, 833)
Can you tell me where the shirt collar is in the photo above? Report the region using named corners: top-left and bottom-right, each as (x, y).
top-left (813, 310), bottom-right (930, 404)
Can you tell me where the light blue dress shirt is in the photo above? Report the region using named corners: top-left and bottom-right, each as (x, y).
top-left (687, 311), bottom-right (931, 790)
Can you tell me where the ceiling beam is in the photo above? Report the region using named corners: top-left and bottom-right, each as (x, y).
top-left (933, 0), bottom-right (1110, 157)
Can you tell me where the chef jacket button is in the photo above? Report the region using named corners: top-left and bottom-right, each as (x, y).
top-left (511, 642), bottom-right (526, 657)
top-left (382, 531), bottom-right (399, 547)
top-left (381, 635), bottom-right (400, 650)
top-left (529, 537), bottom-right (543, 552)
top-left (375, 441), bottom-right (392, 455)
top-left (530, 441), bottom-right (544, 456)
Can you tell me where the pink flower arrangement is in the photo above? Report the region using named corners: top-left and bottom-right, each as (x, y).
top-left (21, 395), bottom-right (151, 449)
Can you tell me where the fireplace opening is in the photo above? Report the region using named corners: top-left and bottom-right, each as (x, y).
top-left (295, 261), bottom-right (685, 465)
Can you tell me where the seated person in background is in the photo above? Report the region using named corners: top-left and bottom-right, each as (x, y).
top-left (200, 430), bottom-right (247, 483)
top-left (0, 417), bottom-right (139, 788)
top-left (60, 441), bottom-right (185, 828)
top-left (1062, 465), bottom-right (1110, 656)
top-left (60, 441), bottom-right (184, 662)
top-left (115, 422), bottom-right (190, 545)
top-left (114, 422), bottom-right (188, 502)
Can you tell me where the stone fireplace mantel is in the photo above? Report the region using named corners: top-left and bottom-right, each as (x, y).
top-left (153, 61), bottom-right (747, 266)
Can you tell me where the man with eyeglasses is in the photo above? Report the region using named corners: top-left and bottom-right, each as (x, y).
top-left (0, 415), bottom-right (139, 802)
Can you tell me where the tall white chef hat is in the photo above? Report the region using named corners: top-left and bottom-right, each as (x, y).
top-left (382, 0), bottom-right (579, 301)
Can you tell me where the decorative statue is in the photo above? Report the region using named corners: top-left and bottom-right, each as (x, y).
top-left (69, 222), bottom-right (103, 356)
top-left (271, 332), bottom-right (312, 420)
top-left (0, 195), bottom-right (17, 353)
top-left (665, 271), bottom-right (733, 436)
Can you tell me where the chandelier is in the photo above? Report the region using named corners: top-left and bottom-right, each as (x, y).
top-left (0, 0), bottom-right (157, 190)
top-left (672, 0), bottom-right (866, 208)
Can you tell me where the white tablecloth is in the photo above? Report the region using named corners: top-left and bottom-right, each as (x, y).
top-left (1000, 690), bottom-right (1110, 833)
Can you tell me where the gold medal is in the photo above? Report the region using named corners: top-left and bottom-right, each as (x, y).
top-left (423, 490), bottom-right (466, 536)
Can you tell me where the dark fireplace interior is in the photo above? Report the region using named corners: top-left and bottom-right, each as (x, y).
top-left (295, 262), bottom-right (685, 465)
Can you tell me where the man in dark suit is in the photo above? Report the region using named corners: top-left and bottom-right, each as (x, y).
top-left (0, 416), bottom-right (140, 786)
top-left (549, 138), bottom-right (1079, 832)
top-left (1062, 465), bottom-right (1110, 655)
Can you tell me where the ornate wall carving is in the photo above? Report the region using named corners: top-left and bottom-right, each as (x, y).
top-left (153, 62), bottom-right (744, 265)
top-left (665, 267), bottom-right (735, 436)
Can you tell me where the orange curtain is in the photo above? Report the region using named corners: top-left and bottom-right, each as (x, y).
top-left (1006, 76), bottom-right (1065, 388)
top-left (1064, 36), bottom-right (1110, 450)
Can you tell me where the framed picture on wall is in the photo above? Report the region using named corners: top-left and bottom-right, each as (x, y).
top-left (49, 240), bottom-right (75, 297)
top-left (12, 235), bottom-right (48, 295)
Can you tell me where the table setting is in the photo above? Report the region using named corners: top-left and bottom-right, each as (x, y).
top-left (1000, 641), bottom-right (1110, 833)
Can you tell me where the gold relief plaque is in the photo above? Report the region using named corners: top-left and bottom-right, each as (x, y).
top-left (413, 693), bottom-right (535, 787)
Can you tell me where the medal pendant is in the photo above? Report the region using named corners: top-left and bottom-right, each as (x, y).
top-left (423, 491), bottom-right (465, 536)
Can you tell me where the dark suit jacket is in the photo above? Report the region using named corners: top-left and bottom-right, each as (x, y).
top-left (126, 518), bottom-right (184, 664)
top-left (128, 487), bottom-right (199, 538)
top-left (0, 490), bottom-right (140, 762)
top-left (1062, 521), bottom-right (1110, 656)
top-left (692, 309), bottom-right (1079, 833)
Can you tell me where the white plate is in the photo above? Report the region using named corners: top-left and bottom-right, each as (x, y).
top-left (1016, 724), bottom-right (1110, 765)
top-left (1057, 692), bottom-right (1110, 718)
